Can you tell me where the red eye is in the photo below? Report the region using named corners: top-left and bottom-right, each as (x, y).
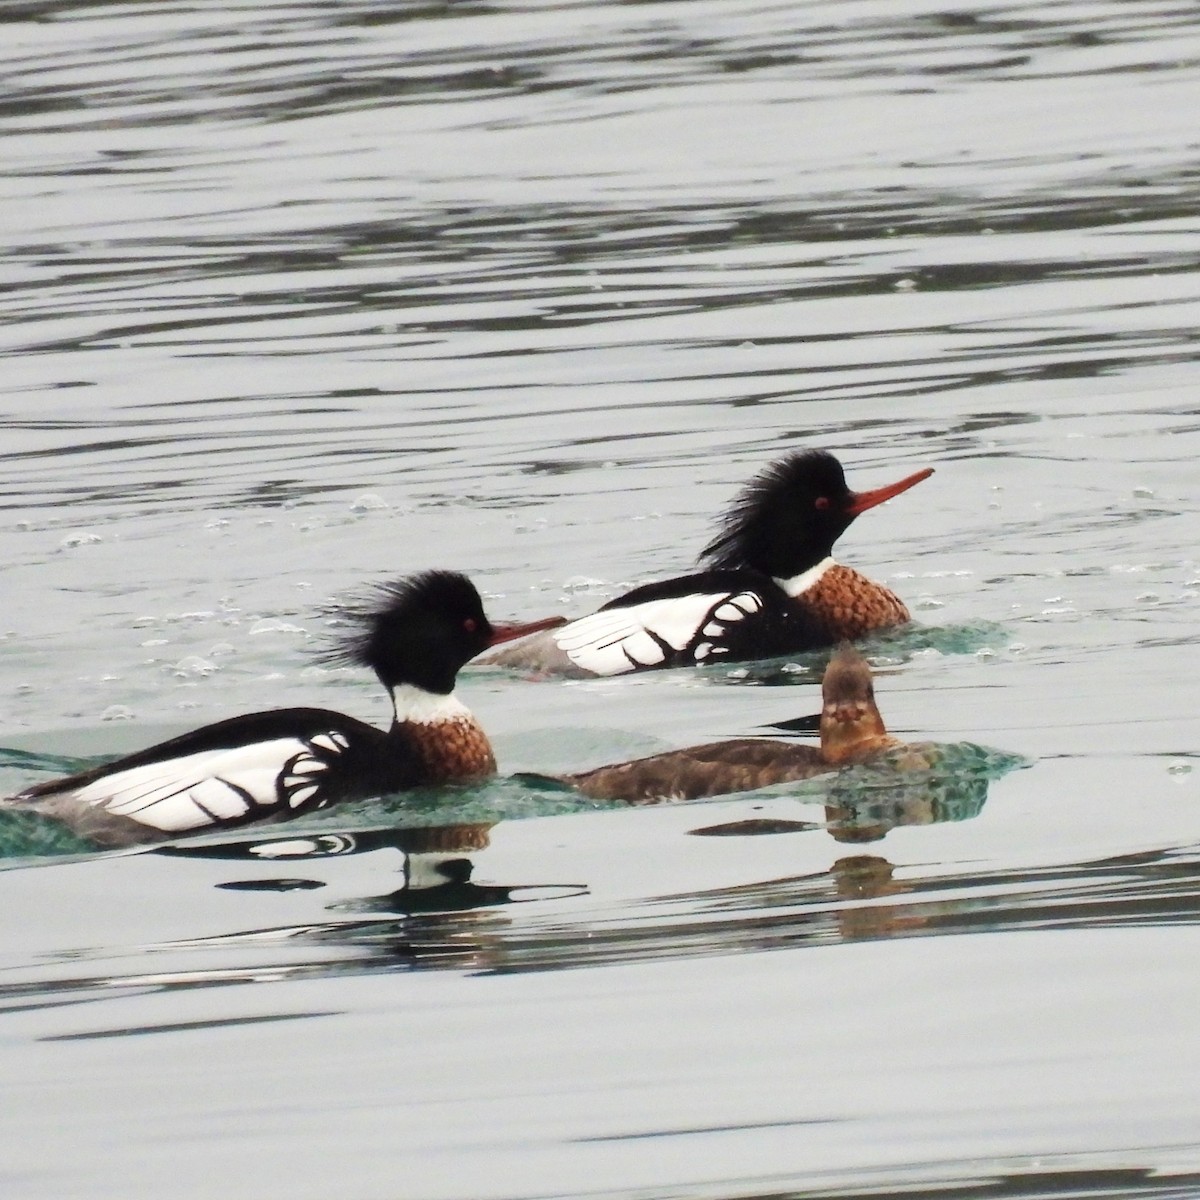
top-left (463, 617), bottom-right (478, 633)
top-left (814, 496), bottom-right (830, 510)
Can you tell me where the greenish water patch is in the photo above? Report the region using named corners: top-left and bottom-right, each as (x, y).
top-left (0, 773), bottom-right (610, 861)
top-left (824, 742), bottom-right (1031, 842)
top-left (0, 741), bottom-right (1027, 862)
top-left (298, 773), bottom-right (609, 831)
top-left (0, 807), bottom-right (98, 862)
top-left (686, 741), bottom-right (1030, 842)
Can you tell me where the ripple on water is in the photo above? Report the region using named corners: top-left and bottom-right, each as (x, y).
top-left (3, 2), bottom-right (1200, 1195)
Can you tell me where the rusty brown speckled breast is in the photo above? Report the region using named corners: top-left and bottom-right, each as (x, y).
top-left (400, 716), bottom-right (497, 784)
top-left (798, 562), bottom-right (910, 641)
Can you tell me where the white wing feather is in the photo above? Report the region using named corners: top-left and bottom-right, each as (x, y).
top-left (553, 591), bottom-right (763, 676)
top-left (71, 737), bottom-right (321, 833)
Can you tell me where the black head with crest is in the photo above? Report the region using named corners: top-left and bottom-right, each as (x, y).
top-left (700, 450), bottom-right (932, 579)
top-left (321, 571), bottom-right (496, 695)
top-left (321, 570), bottom-right (565, 695)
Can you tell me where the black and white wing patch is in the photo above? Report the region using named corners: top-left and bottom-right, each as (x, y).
top-left (552, 590), bottom-right (765, 676)
top-left (69, 731), bottom-right (350, 835)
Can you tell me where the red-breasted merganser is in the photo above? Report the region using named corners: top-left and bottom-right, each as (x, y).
top-left (565, 645), bottom-right (916, 802)
top-left (481, 450), bottom-right (932, 677)
top-left (5, 572), bottom-right (562, 848)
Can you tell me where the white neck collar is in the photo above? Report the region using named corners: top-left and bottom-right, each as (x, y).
top-left (391, 685), bottom-right (471, 725)
top-left (773, 556), bottom-right (835, 598)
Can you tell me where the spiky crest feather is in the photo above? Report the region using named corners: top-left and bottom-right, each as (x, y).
top-left (318, 570), bottom-right (491, 693)
top-left (699, 449), bottom-right (851, 573)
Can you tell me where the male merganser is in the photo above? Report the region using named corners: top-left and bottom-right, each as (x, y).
top-left (5, 572), bottom-right (562, 849)
top-left (481, 450), bottom-right (932, 677)
top-left (565, 644), bottom-right (913, 802)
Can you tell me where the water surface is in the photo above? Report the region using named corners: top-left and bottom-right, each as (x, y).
top-left (2, 2), bottom-right (1199, 1198)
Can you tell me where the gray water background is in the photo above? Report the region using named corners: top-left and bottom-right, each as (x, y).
top-left (2, 3), bottom-right (1199, 1198)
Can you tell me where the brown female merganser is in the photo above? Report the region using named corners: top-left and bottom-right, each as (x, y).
top-left (5, 572), bottom-right (562, 848)
top-left (482, 450), bottom-right (932, 677)
top-left (566, 644), bottom-right (913, 802)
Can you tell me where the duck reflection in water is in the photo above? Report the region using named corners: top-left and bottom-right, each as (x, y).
top-left (156, 821), bottom-right (590, 974)
top-left (821, 752), bottom-right (995, 843)
top-left (354, 824), bottom-right (586, 915)
top-left (687, 749), bottom-right (996, 845)
top-left (158, 821), bottom-right (587, 914)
